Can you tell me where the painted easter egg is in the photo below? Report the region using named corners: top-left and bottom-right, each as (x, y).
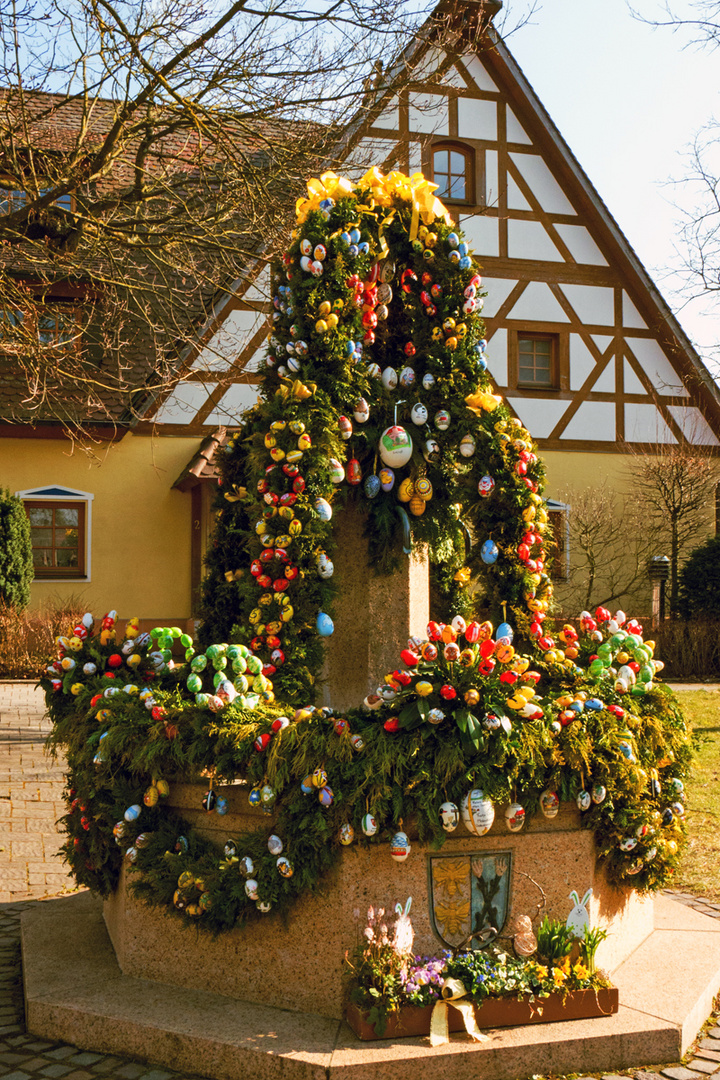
top-left (411, 403), bottom-right (428, 426)
top-left (591, 782), bottom-right (607, 805)
top-left (381, 366), bottom-right (398, 390)
top-left (328, 458), bottom-right (345, 483)
top-left (576, 790), bottom-right (592, 812)
top-left (422, 373), bottom-right (436, 390)
top-left (362, 813), bottom-right (378, 836)
top-left (439, 802), bottom-right (459, 832)
top-left (245, 879), bottom-right (259, 900)
top-left (317, 553), bottom-right (334, 578)
top-left (314, 497), bottom-right (332, 521)
top-left (317, 612), bottom-right (334, 636)
top-left (354, 398), bottom-right (370, 423)
top-left (390, 831), bottom-right (411, 861)
top-left (481, 540), bottom-right (499, 564)
top-left (505, 803), bottom-right (526, 832)
top-left (461, 789), bottom-right (495, 836)
top-left (268, 834), bottom-right (283, 855)
top-left (339, 823), bottom-right (355, 845)
top-left (434, 409), bottom-right (451, 430)
top-left (459, 434), bottom-right (476, 457)
top-left (540, 790), bottom-right (560, 818)
top-left (379, 425), bottom-right (413, 467)
top-left (380, 467), bottom-right (395, 492)
top-left (364, 474), bottom-right (381, 498)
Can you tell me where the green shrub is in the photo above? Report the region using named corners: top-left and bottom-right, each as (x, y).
top-left (0, 488), bottom-right (34, 612)
top-left (679, 534), bottom-right (720, 619)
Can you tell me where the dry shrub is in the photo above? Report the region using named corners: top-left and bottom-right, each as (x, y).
top-left (0, 596), bottom-right (86, 679)
top-left (654, 617), bottom-right (720, 680)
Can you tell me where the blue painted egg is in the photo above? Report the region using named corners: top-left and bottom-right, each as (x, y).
top-left (447, 232), bottom-right (459, 248)
top-left (364, 474), bottom-right (381, 499)
top-left (215, 797), bottom-right (229, 815)
top-left (496, 622), bottom-right (513, 642)
top-left (459, 256), bottom-right (472, 270)
top-left (315, 497), bottom-right (333, 522)
top-left (248, 787), bottom-right (262, 807)
top-left (349, 228), bottom-right (361, 244)
top-left (379, 468), bottom-right (395, 492)
top-left (317, 612), bottom-right (334, 636)
top-left (481, 540), bottom-right (498, 565)
top-left (124, 804), bottom-right (141, 822)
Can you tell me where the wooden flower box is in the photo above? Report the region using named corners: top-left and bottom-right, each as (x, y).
top-left (346, 986), bottom-right (619, 1041)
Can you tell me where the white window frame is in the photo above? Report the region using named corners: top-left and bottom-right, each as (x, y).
top-left (545, 498), bottom-right (570, 581)
top-left (15, 485), bottom-right (93, 583)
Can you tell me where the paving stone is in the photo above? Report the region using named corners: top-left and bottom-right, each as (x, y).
top-left (44, 1050), bottom-right (78, 1062)
top-left (62, 1071), bottom-right (95, 1080)
top-left (708, 1030), bottom-right (720, 1041)
top-left (697, 1048), bottom-right (720, 1062)
top-left (67, 1056), bottom-right (103, 1067)
top-left (604, 1074), bottom-right (632, 1080)
top-left (0, 1052), bottom-right (35, 1064)
top-left (139, 1071), bottom-right (174, 1080)
top-left (20, 1059), bottom-right (60, 1073)
top-left (0, 1025), bottom-right (25, 1035)
top-left (113, 1067), bottom-right (146, 1080)
top-left (85, 1059), bottom-right (123, 1074)
top-left (39, 1064), bottom-right (73, 1078)
top-left (635, 1073), bottom-right (666, 1080)
top-left (23, 1046), bottom-right (55, 1054)
top-left (2, 1072), bottom-right (32, 1080)
top-left (662, 1069), bottom-right (704, 1080)
top-left (687, 1062), bottom-right (720, 1076)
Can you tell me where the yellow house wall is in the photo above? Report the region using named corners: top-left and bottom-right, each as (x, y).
top-left (3, 432), bottom-right (202, 622)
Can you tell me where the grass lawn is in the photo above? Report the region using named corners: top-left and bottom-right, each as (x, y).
top-left (671, 689), bottom-right (720, 901)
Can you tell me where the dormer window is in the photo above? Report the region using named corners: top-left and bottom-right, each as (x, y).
top-left (431, 145), bottom-right (473, 203)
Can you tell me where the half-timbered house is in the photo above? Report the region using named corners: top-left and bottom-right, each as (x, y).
top-left (5, 1), bottom-right (720, 623)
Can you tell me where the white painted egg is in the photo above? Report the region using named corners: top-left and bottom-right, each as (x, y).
top-left (461, 789), bottom-right (495, 836)
top-left (382, 366), bottom-right (398, 390)
top-left (439, 802), bottom-right (459, 832)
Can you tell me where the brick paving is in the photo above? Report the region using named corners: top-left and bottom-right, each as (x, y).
top-left (1, 678), bottom-right (720, 1080)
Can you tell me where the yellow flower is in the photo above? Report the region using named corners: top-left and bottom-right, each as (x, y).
top-left (532, 963), bottom-right (548, 980)
top-left (552, 966), bottom-right (567, 986)
top-left (558, 955), bottom-right (571, 975)
top-left (573, 961), bottom-right (589, 981)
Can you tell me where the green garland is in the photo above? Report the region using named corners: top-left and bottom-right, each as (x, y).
top-left (199, 168), bottom-right (551, 702)
top-left (42, 601), bottom-right (692, 934)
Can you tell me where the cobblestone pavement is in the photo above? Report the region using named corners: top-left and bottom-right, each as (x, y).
top-left (1, 679), bottom-right (720, 1080)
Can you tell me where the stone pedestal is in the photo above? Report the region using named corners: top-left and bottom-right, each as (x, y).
top-left (103, 785), bottom-right (653, 1022)
top-left (321, 504), bottom-right (429, 711)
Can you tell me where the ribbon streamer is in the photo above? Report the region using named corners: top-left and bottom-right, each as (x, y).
top-left (465, 390), bottom-right (503, 414)
top-left (275, 378), bottom-right (316, 401)
top-left (429, 978), bottom-right (489, 1047)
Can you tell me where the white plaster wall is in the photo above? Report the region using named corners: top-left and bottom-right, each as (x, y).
top-left (668, 405), bottom-right (720, 445)
top-left (623, 359), bottom-right (646, 396)
top-left (507, 397), bottom-right (570, 439)
top-left (622, 292), bottom-right (647, 329)
top-left (506, 108), bottom-right (532, 145)
top-left (507, 281), bottom-right (570, 322)
top-left (457, 97), bottom-right (497, 141)
top-left (485, 150), bottom-right (499, 207)
top-left (193, 307), bottom-right (267, 371)
top-left (408, 92), bottom-right (449, 135)
top-left (507, 174), bottom-right (531, 211)
top-left (154, 383), bottom-right (213, 423)
top-left (481, 278), bottom-right (519, 318)
top-left (459, 213), bottom-right (499, 256)
top-left (243, 266), bottom-right (271, 303)
top-left (508, 219), bottom-right (564, 261)
top-left (570, 335), bottom-right (615, 392)
top-left (629, 338), bottom-right (688, 396)
top-left (486, 327), bottom-right (508, 386)
top-left (461, 54), bottom-right (499, 92)
top-left (510, 153), bottom-right (575, 214)
top-left (559, 284), bottom-right (614, 327)
top-left (374, 97), bottom-right (399, 129)
top-left (554, 224), bottom-right (608, 266)
top-left (205, 383), bottom-right (261, 426)
top-left (624, 402), bottom-right (677, 443)
top-left (561, 401), bottom-right (616, 441)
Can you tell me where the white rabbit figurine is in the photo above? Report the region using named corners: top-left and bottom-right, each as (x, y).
top-left (566, 887), bottom-right (592, 936)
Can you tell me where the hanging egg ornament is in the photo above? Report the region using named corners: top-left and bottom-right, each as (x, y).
top-left (380, 468), bottom-right (395, 492)
top-left (267, 834), bottom-right (283, 855)
top-left (328, 458), bottom-right (345, 484)
top-left (439, 802), bottom-right (459, 832)
top-left (339, 823), bottom-right (355, 845)
top-left (422, 373), bottom-right (436, 391)
top-left (339, 416), bottom-right (353, 440)
top-left (379, 426), bottom-right (413, 467)
top-left (409, 494), bottom-right (426, 516)
top-left (459, 434), bottom-right (476, 458)
top-left (478, 475), bottom-right (495, 497)
top-left (505, 803), bottom-right (526, 832)
top-left (354, 398), bottom-right (370, 423)
top-left (410, 403), bottom-right (428, 426)
top-left (317, 553), bottom-right (334, 579)
top-left (481, 540), bottom-right (499, 565)
top-left (317, 612), bottom-right (334, 636)
top-left (461, 789), bottom-right (495, 836)
top-left (381, 367), bottom-right (398, 390)
top-left (347, 458), bottom-right (362, 485)
top-left (314, 497), bottom-right (333, 522)
top-left (390, 831), bottom-right (411, 861)
top-left (124, 804), bottom-right (141, 822)
top-left (577, 790), bottom-right (592, 812)
top-left (399, 366), bottom-right (415, 388)
top-left (245, 879), bottom-right (259, 900)
top-left (318, 786), bottom-right (334, 806)
top-left (414, 476), bottom-right (433, 501)
top-left (364, 474), bottom-right (381, 498)
top-left (540, 790), bottom-right (560, 818)
top-left (362, 813), bottom-right (378, 836)
top-left (423, 438), bottom-right (440, 462)
top-left (591, 782), bottom-right (607, 805)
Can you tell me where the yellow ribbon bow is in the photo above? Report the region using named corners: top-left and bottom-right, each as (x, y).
top-left (224, 569), bottom-right (244, 583)
top-left (465, 390), bottom-right (503, 414)
top-left (295, 171), bottom-right (355, 223)
top-left (223, 485), bottom-right (247, 503)
top-left (275, 378), bottom-right (316, 401)
top-left (429, 978), bottom-right (488, 1047)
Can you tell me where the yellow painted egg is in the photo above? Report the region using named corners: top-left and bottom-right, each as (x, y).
top-left (409, 495), bottom-right (426, 516)
top-left (143, 786), bottom-right (159, 807)
top-left (415, 681), bottom-right (433, 697)
top-left (398, 477), bottom-right (415, 503)
top-left (414, 476), bottom-right (433, 500)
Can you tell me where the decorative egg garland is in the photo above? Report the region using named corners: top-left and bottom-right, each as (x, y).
top-left (202, 167), bottom-right (553, 704)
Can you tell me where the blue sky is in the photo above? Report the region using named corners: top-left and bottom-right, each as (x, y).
top-left (502, 0), bottom-right (720, 371)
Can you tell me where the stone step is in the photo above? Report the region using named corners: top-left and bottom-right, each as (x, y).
top-left (20, 891), bottom-right (720, 1080)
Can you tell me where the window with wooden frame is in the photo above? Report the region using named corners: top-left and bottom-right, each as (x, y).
top-left (0, 296), bottom-right (83, 355)
top-left (546, 500), bottom-right (570, 581)
top-left (0, 180), bottom-right (74, 216)
top-left (430, 144), bottom-right (474, 204)
top-left (17, 486), bottom-right (93, 581)
top-left (509, 330), bottom-right (568, 392)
